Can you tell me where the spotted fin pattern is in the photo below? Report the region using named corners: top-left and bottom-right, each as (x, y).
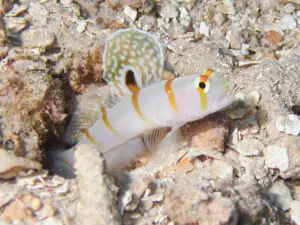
top-left (103, 29), bottom-right (164, 96)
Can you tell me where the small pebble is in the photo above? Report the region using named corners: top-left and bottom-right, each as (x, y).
top-left (38, 202), bottom-right (56, 219)
top-left (245, 91), bottom-right (261, 107)
top-left (290, 201), bottom-right (300, 224)
top-left (241, 43), bottom-right (249, 55)
top-left (269, 181), bottom-right (292, 211)
top-left (278, 14), bottom-right (297, 30)
top-left (76, 21), bottom-right (87, 33)
top-left (0, 148), bottom-right (42, 179)
top-left (222, 0), bottom-right (236, 15)
top-left (211, 160), bottom-right (233, 179)
top-left (22, 29), bottom-right (55, 48)
top-left (5, 17), bottom-right (27, 32)
top-left (124, 6), bottom-right (138, 22)
top-left (230, 128), bottom-right (241, 145)
top-left (237, 139), bottom-right (264, 156)
top-left (22, 193), bottom-right (42, 211)
top-left (40, 217), bottom-right (64, 225)
top-left (179, 7), bottom-right (191, 27)
top-left (283, 3), bottom-right (295, 14)
top-left (214, 12), bottom-right (225, 26)
top-left (199, 22), bottom-right (209, 36)
top-left (226, 29), bottom-right (241, 49)
top-left (28, 2), bottom-right (49, 27)
top-left (6, 4), bottom-right (28, 17)
top-left (121, 191), bottom-right (133, 214)
top-left (276, 114), bottom-right (300, 136)
top-left (264, 145), bottom-right (289, 172)
top-left (55, 181), bottom-right (69, 195)
top-left (159, 5), bottom-right (178, 18)
top-left (226, 107), bottom-right (246, 119)
top-left (137, 15), bottom-right (156, 31)
top-left (60, 0), bottom-right (73, 5)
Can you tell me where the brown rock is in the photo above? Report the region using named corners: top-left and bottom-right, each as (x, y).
top-left (164, 177), bottom-right (237, 225)
top-left (0, 193), bottom-right (41, 223)
top-left (181, 114), bottom-right (230, 152)
top-left (0, 148), bottom-right (42, 179)
top-left (263, 30), bottom-right (284, 49)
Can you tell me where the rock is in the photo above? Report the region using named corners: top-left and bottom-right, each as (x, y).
top-left (278, 14), bottom-right (297, 30)
top-left (237, 139), bottom-right (264, 156)
top-left (283, 3), bottom-right (295, 13)
top-left (60, 0), bottom-right (73, 5)
top-left (239, 155), bottom-right (268, 181)
top-left (245, 91), bottom-right (261, 108)
top-left (0, 193), bottom-right (42, 223)
top-left (214, 12), bottom-right (226, 26)
top-left (268, 181), bottom-right (292, 211)
top-left (6, 4), bottom-right (28, 17)
top-left (181, 115), bottom-right (230, 152)
top-left (276, 114), bottom-right (300, 136)
top-left (76, 21), bottom-right (87, 33)
top-left (74, 144), bottom-right (121, 225)
top-left (22, 29), bottom-right (55, 49)
top-left (22, 193), bottom-right (42, 211)
top-left (164, 178), bottom-right (237, 225)
top-left (221, 0), bottom-right (236, 15)
top-left (176, 0), bottom-right (197, 10)
top-left (211, 160), bottom-right (233, 179)
top-left (5, 17), bottom-right (27, 32)
top-left (55, 180), bottom-right (70, 195)
top-left (137, 14), bottom-right (156, 31)
top-left (0, 46), bottom-right (9, 58)
top-left (179, 7), bottom-right (191, 27)
top-left (263, 30), bottom-right (284, 48)
top-left (290, 201), bottom-right (300, 225)
top-left (0, 149), bottom-right (42, 179)
top-left (159, 5), bottom-right (178, 18)
top-left (120, 191), bottom-right (133, 214)
top-left (199, 22), bottom-right (209, 36)
top-left (28, 2), bottom-right (49, 27)
top-left (124, 6), bottom-right (138, 22)
top-left (264, 145), bottom-right (289, 172)
top-left (240, 116), bottom-right (260, 135)
top-left (241, 43), bottom-right (250, 55)
top-left (38, 202), bottom-right (56, 219)
top-left (226, 106), bottom-right (246, 119)
top-left (39, 217), bottom-right (64, 225)
top-left (226, 29), bottom-right (241, 49)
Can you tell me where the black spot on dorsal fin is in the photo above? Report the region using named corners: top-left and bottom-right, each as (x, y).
top-left (125, 70), bottom-right (140, 94)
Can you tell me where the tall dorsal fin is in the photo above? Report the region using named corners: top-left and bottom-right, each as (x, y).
top-left (64, 85), bottom-right (120, 145)
top-left (103, 28), bottom-right (164, 96)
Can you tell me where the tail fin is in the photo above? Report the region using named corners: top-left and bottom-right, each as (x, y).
top-left (46, 147), bottom-right (76, 179)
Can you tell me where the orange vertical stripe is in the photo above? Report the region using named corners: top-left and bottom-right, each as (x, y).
top-left (164, 79), bottom-right (177, 113)
top-left (131, 91), bottom-right (151, 124)
top-left (80, 128), bottom-right (102, 147)
top-left (100, 104), bottom-right (119, 136)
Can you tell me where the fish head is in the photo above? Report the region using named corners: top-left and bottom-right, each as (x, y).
top-left (174, 68), bottom-right (235, 122)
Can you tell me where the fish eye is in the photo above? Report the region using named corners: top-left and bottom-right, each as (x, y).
top-left (199, 81), bottom-right (206, 89)
top-left (195, 76), bottom-right (210, 93)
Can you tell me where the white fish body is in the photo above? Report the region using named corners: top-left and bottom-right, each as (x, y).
top-left (78, 70), bottom-right (233, 152)
top-left (49, 29), bottom-right (235, 176)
